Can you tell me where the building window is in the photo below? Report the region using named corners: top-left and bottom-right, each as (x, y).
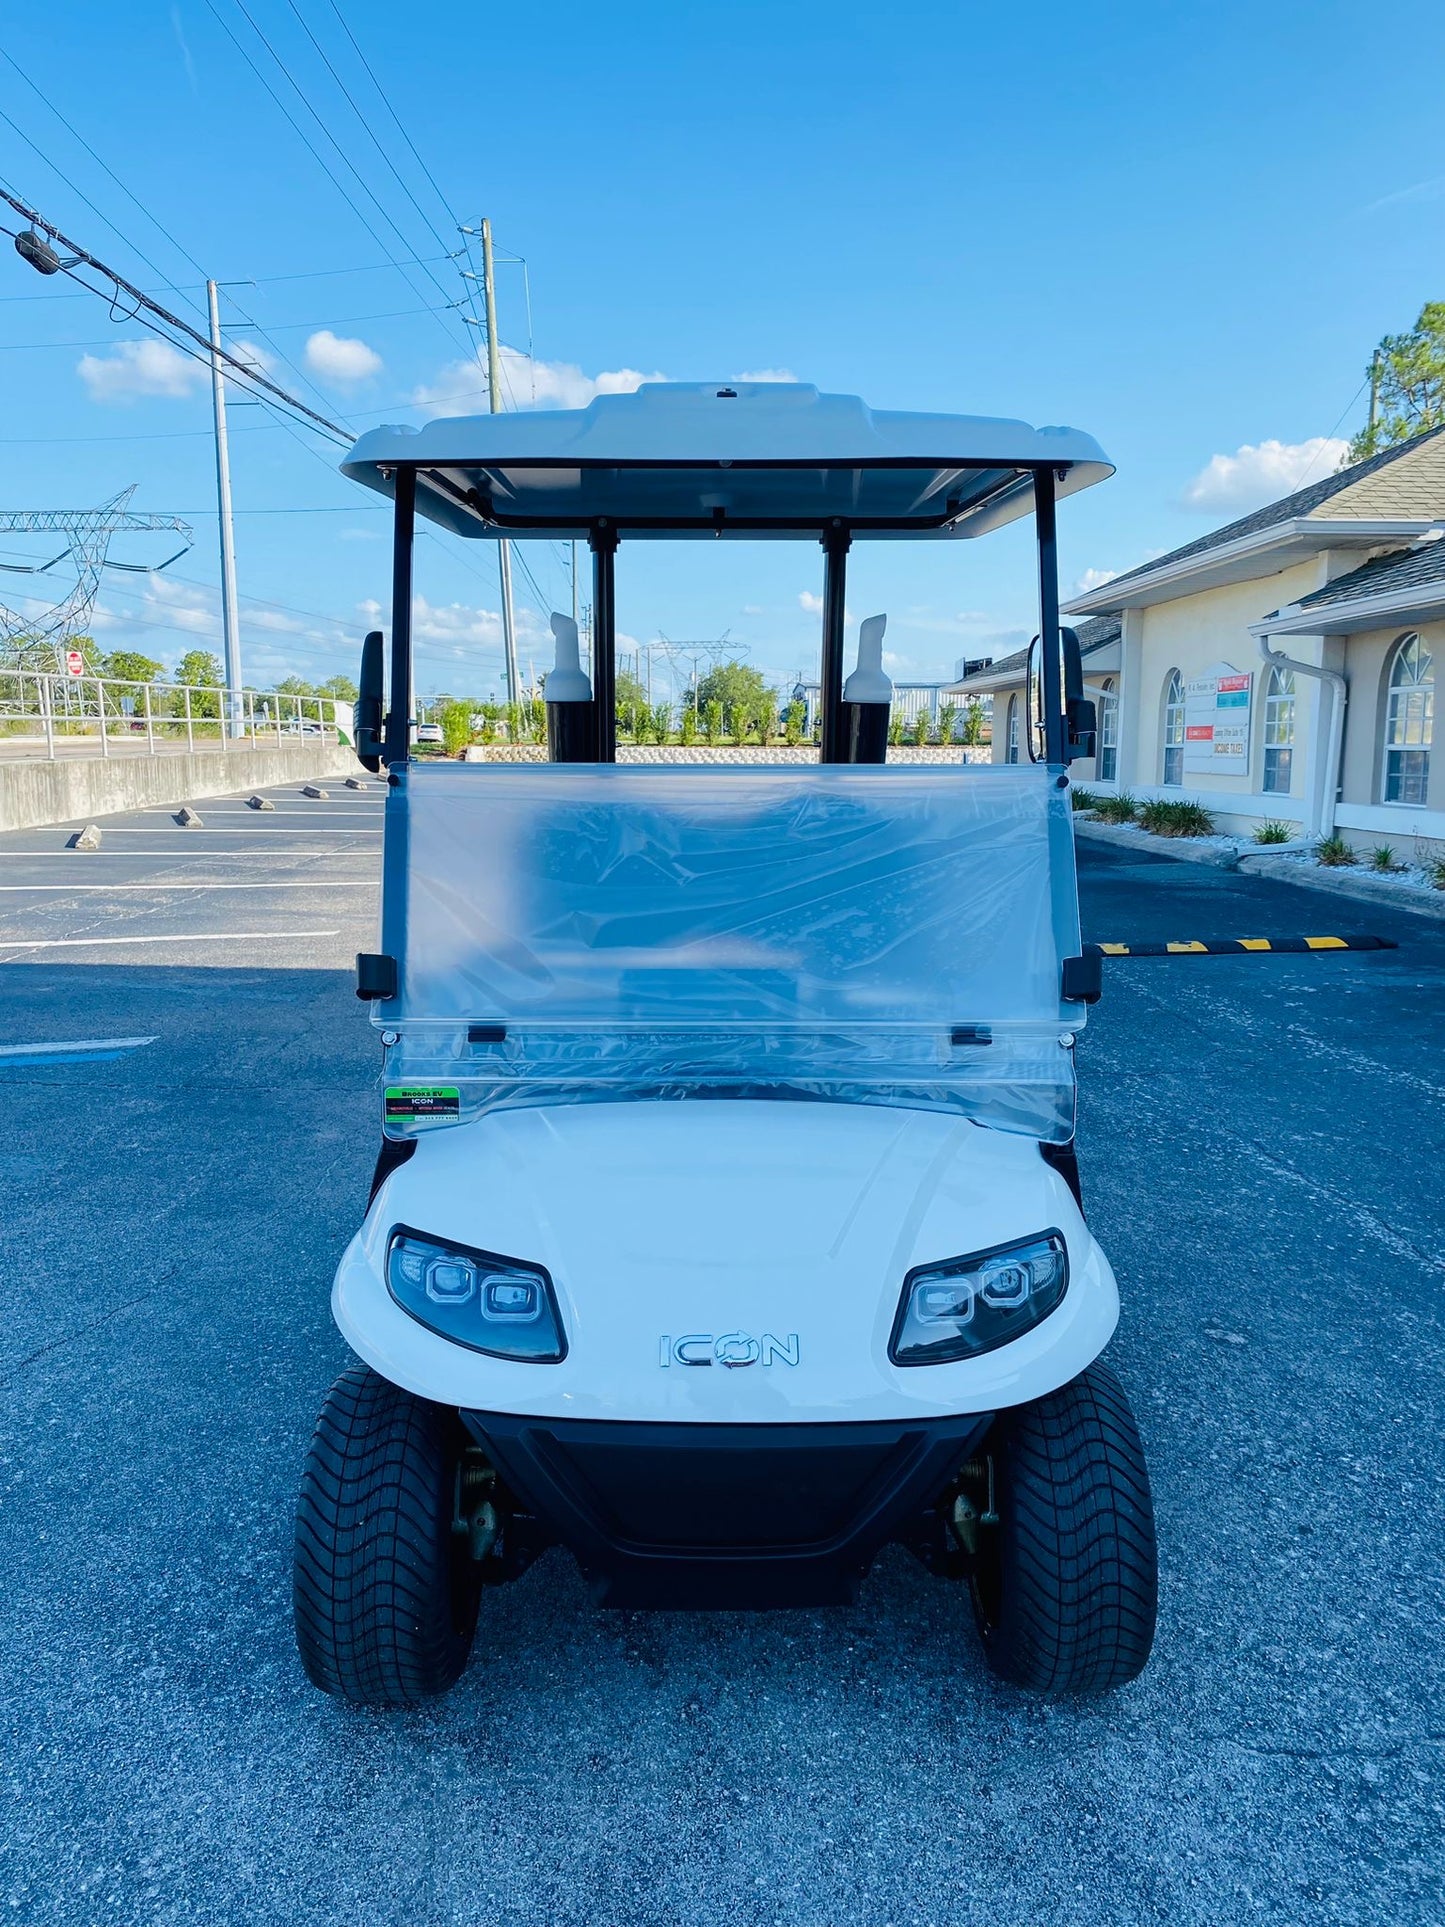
top-left (1262, 666), bottom-right (1295, 795)
top-left (1162, 669), bottom-right (1185, 786)
top-left (1098, 677), bottom-right (1118, 782)
top-left (1005, 693), bottom-right (1020, 764)
top-left (1383, 633), bottom-right (1433, 805)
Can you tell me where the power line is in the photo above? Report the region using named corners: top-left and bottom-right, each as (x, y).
top-left (0, 185), bottom-right (350, 443)
top-left (0, 117), bottom-right (198, 324)
top-left (324, 0), bottom-right (463, 231)
top-left (283, 2), bottom-right (456, 260)
top-left (0, 47), bottom-right (209, 309)
top-left (203, 0), bottom-right (469, 360)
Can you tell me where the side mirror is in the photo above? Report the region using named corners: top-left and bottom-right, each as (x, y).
top-left (1025, 628), bottom-right (1096, 764)
top-left (1062, 627), bottom-right (1097, 762)
top-left (355, 630), bottom-right (384, 772)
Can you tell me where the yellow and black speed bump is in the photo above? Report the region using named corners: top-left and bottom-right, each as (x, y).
top-left (1084, 935), bottom-right (1397, 958)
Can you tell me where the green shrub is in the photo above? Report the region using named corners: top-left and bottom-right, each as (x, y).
top-left (937, 702), bottom-right (958, 746)
top-left (703, 698), bottom-right (724, 746)
top-left (781, 699), bottom-right (806, 747)
top-left (911, 712), bottom-right (929, 747)
top-left (887, 712), bottom-right (905, 746)
top-left (440, 699), bottom-right (474, 757)
top-left (1069, 787), bottom-right (1101, 812)
top-left (1138, 798), bottom-right (1215, 838)
top-left (1093, 790), bottom-right (1139, 824)
top-left (1429, 854), bottom-right (1445, 890)
top-left (1315, 834), bottom-right (1356, 867)
top-left (1371, 845), bottom-right (1401, 873)
top-left (679, 706), bottom-right (699, 747)
top-left (1253, 819), bottom-right (1293, 844)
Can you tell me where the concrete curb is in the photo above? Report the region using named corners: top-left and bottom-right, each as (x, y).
top-left (1073, 818), bottom-right (1241, 869)
top-left (0, 741), bottom-right (360, 832)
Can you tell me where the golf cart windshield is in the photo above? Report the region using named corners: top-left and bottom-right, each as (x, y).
top-left (343, 384), bottom-right (1110, 1145)
top-left (381, 759), bottom-right (1080, 1140)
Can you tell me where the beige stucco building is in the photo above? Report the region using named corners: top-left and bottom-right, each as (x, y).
top-left (953, 426), bottom-right (1445, 853)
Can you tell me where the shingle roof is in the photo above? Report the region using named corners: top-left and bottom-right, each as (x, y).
top-left (1097, 423), bottom-right (1445, 596)
top-left (1282, 537), bottom-right (1445, 613)
top-left (954, 614), bottom-right (1120, 688)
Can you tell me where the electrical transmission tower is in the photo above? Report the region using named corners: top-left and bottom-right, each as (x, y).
top-left (650, 632), bottom-right (744, 716)
top-left (0, 487), bottom-right (193, 669)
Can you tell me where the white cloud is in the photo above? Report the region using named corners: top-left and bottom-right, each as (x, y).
top-left (798, 590), bottom-right (824, 615)
top-left (305, 329), bottom-right (383, 383)
top-left (734, 368), bottom-right (798, 384)
top-left (1073, 567), bottom-right (1119, 595)
top-left (1182, 438), bottom-right (1349, 513)
top-left (412, 347), bottom-right (667, 418)
top-left (77, 339), bottom-right (203, 402)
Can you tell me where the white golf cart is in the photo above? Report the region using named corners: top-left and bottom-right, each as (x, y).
top-left (293, 383), bottom-right (1157, 1707)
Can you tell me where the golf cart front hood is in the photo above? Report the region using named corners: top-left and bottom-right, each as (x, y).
top-left (335, 1100), bottom-right (1117, 1422)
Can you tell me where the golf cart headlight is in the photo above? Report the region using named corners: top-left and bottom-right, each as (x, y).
top-left (890, 1232), bottom-right (1067, 1366)
top-left (386, 1228), bottom-right (567, 1362)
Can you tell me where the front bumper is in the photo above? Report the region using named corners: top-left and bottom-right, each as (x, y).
top-left (463, 1408), bottom-right (994, 1608)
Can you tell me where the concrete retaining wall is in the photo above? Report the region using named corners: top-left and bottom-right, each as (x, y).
top-left (464, 744), bottom-right (992, 765)
top-left (0, 741), bottom-right (362, 832)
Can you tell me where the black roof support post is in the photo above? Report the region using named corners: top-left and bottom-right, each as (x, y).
top-left (819, 520), bottom-right (851, 763)
top-left (589, 522), bottom-right (619, 763)
top-left (383, 465), bottom-right (416, 766)
top-left (1033, 468), bottom-right (1067, 766)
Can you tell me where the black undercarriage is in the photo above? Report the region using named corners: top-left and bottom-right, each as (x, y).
top-left (460, 1410), bottom-right (995, 1609)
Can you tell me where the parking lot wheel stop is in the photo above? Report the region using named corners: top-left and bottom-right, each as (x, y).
top-left (1085, 934), bottom-right (1398, 958)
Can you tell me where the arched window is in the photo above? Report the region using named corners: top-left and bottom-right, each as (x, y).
top-left (1383, 633), bottom-right (1432, 804)
top-left (1262, 666), bottom-right (1295, 795)
top-left (1005, 692), bottom-right (1020, 764)
top-left (1098, 677), bottom-right (1118, 782)
top-left (1162, 670), bottom-right (1185, 786)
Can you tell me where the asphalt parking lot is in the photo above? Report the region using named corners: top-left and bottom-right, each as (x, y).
top-left (1, 783), bottom-right (1442, 1927)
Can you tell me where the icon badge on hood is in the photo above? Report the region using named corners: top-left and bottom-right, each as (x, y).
top-left (660, 1331), bottom-right (800, 1369)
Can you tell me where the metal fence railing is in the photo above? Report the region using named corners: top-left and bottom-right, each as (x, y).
top-left (0, 669), bottom-right (345, 761)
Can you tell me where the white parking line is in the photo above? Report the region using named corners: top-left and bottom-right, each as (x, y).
top-left (0, 882), bottom-right (374, 891)
top-left (0, 930), bottom-right (342, 950)
top-left (0, 850), bottom-right (376, 860)
top-left (136, 810), bottom-right (384, 819)
top-left (74, 828), bottom-right (382, 836)
top-left (0, 1035), bottom-right (156, 1057)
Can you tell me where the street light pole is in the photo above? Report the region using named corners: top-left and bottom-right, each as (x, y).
top-left (207, 280), bottom-right (243, 734)
top-left (481, 219), bottom-right (520, 707)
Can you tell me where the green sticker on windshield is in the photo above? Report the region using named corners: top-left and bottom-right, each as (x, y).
top-left (385, 1085), bottom-right (460, 1121)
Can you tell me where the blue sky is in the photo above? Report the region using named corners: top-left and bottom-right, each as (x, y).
top-left (1, 0), bottom-right (1442, 700)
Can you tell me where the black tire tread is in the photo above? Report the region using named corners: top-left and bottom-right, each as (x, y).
top-left (979, 1359), bottom-right (1158, 1692)
top-left (293, 1364), bottom-right (475, 1706)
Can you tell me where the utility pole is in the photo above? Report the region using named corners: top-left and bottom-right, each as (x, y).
top-left (207, 281), bottom-right (243, 735)
top-left (481, 219), bottom-right (520, 706)
top-left (1368, 348), bottom-right (1383, 440)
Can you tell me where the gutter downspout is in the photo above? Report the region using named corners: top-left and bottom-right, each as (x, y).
top-left (1251, 624), bottom-right (1345, 840)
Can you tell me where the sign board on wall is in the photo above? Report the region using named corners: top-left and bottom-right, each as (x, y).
top-left (1184, 663), bottom-right (1252, 777)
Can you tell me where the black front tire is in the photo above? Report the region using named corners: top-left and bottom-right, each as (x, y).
top-left (971, 1359), bottom-right (1158, 1692)
top-left (293, 1364), bottom-right (480, 1706)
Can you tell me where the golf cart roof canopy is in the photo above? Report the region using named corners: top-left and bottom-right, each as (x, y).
top-left (341, 382), bottom-right (1113, 541)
